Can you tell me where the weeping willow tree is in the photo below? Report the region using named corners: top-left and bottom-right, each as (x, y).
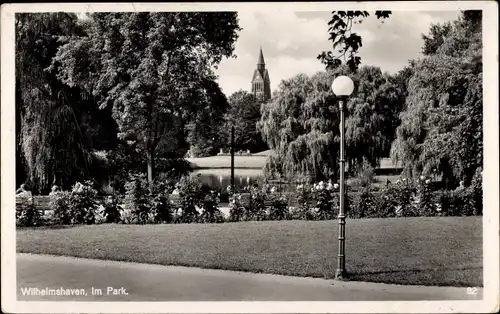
top-left (344, 66), bottom-right (405, 174)
top-left (258, 72), bottom-right (338, 182)
top-left (258, 66), bottom-right (404, 182)
top-left (391, 11), bottom-right (482, 188)
top-left (16, 13), bottom-right (116, 193)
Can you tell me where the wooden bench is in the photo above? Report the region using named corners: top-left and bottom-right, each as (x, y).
top-left (16, 195), bottom-right (52, 215)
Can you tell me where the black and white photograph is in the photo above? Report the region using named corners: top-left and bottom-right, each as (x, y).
top-left (1, 2), bottom-right (498, 313)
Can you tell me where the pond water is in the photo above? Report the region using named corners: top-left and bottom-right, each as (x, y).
top-left (190, 168), bottom-right (299, 194)
top-left (191, 168), bottom-right (263, 193)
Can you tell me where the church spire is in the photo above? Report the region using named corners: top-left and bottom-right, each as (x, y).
top-left (257, 46), bottom-right (265, 66)
top-left (251, 46), bottom-right (271, 102)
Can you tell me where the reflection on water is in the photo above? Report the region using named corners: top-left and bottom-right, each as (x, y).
top-left (191, 169), bottom-right (263, 192)
top-left (190, 168), bottom-right (298, 193)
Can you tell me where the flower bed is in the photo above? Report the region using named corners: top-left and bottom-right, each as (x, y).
top-left (17, 173), bottom-right (482, 227)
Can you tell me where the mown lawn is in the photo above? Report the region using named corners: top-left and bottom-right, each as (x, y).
top-left (16, 217), bottom-right (482, 287)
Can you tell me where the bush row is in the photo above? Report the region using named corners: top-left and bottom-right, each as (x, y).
top-left (16, 171), bottom-right (482, 227)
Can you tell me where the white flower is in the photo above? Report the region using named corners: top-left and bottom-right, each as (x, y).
top-left (425, 179), bottom-right (431, 184)
top-left (419, 175), bottom-right (426, 181)
top-left (73, 182), bottom-right (84, 193)
top-left (316, 181), bottom-right (325, 191)
top-left (333, 183), bottom-right (339, 189)
top-left (270, 186), bottom-right (277, 194)
top-left (172, 189), bottom-right (179, 195)
top-left (296, 184), bottom-right (304, 190)
top-left (395, 205), bottom-right (403, 215)
top-left (327, 181), bottom-right (333, 190)
top-left (402, 178), bottom-right (407, 182)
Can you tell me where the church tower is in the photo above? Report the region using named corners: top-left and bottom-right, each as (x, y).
top-left (251, 47), bottom-right (271, 101)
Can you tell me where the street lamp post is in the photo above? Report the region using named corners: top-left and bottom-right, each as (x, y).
top-left (331, 75), bottom-right (354, 280)
top-left (230, 125), bottom-right (235, 193)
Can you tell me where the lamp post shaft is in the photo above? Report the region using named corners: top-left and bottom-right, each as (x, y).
top-left (335, 99), bottom-right (347, 280)
top-left (230, 125), bottom-right (235, 193)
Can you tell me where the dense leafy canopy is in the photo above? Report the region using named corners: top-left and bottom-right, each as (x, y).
top-left (391, 11), bottom-right (482, 187)
top-left (223, 90), bottom-right (268, 153)
top-left (16, 13), bottom-right (117, 193)
top-left (258, 66), bottom-right (404, 182)
top-left (51, 12), bottom-right (240, 182)
top-left (15, 10), bottom-right (482, 196)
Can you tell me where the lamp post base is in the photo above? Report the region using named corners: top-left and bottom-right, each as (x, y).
top-left (334, 269), bottom-right (347, 280)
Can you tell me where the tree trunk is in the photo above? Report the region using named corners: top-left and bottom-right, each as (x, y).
top-left (147, 150), bottom-right (155, 184)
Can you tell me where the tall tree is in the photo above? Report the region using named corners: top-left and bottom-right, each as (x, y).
top-left (224, 90), bottom-right (268, 153)
top-left (52, 12), bottom-right (240, 183)
top-left (16, 13), bottom-right (115, 193)
top-left (258, 72), bottom-right (337, 182)
top-left (185, 79), bottom-right (230, 157)
top-left (318, 11), bottom-right (392, 71)
top-left (391, 11), bottom-right (482, 187)
top-left (345, 66), bottom-right (404, 173)
top-left (421, 22), bottom-right (453, 56)
top-left (258, 66), bottom-right (403, 182)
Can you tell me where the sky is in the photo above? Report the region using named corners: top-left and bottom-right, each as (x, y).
top-left (215, 10), bottom-right (461, 96)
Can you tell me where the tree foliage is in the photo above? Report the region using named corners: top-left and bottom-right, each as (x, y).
top-left (391, 11), bottom-right (482, 187)
top-left (258, 65), bottom-right (404, 182)
top-left (16, 13), bottom-right (117, 193)
top-left (223, 90), bottom-right (268, 153)
top-left (52, 12), bottom-right (241, 182)
top-left (318, 11), bottom-right (392, 71)
top-left (345, 66), bottom-right (405, 173)
top-left (185, 79), bottom-right (229, 157)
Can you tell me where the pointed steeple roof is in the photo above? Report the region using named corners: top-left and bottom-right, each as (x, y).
top-left (257, 47), bottom-right (265, 65)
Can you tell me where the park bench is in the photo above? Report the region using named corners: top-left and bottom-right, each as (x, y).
top-left (16, 195), bottom-right (53, 215)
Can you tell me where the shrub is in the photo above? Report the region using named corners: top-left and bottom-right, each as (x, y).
top-left (199, 190), bottom-right (225, 223)
top-left (268, 195), bottom-right (289, 220)
top-left (388, 178), bottom-right (416, 216)
top-left (16, 197), bottom-right (43, 227)
top-left (52, 191), bottom-right (72, 225)
top-left (228, 193), bottom-right (245, 222)
top-left (177, 175), bottom-right (206, 223)
top-left (245, 185), bottom-right (267, 221)
top-left (102, 194), bottom-right (123, 224)
top-left (150, 181), bottom-right (173, 224)
top-left (313, 181), bottom-right (337, 220)
top-left (69, 181), bottom-right (99, 225)
top-left (123, 173), bottom-right (152, 224)
top-left (354, 158), bottom-right (376, 188)
top-left (414, 176), bottom-right (435, 217)
top-left (469, 167), bottom-right (483, 216)
top-left (377, 188), bottom-right (398, 218)
top-left (449, 187), bottom-right (476, 216)
top-left (350, 187), bottom-right (378, 218)
top-left (51, 182), bottom-right (99, 225)
top-left (294, 183), bottom-right (315, 220)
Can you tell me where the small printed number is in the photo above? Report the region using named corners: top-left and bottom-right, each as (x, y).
top-left (467, 287), bottom-right (478, 295)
